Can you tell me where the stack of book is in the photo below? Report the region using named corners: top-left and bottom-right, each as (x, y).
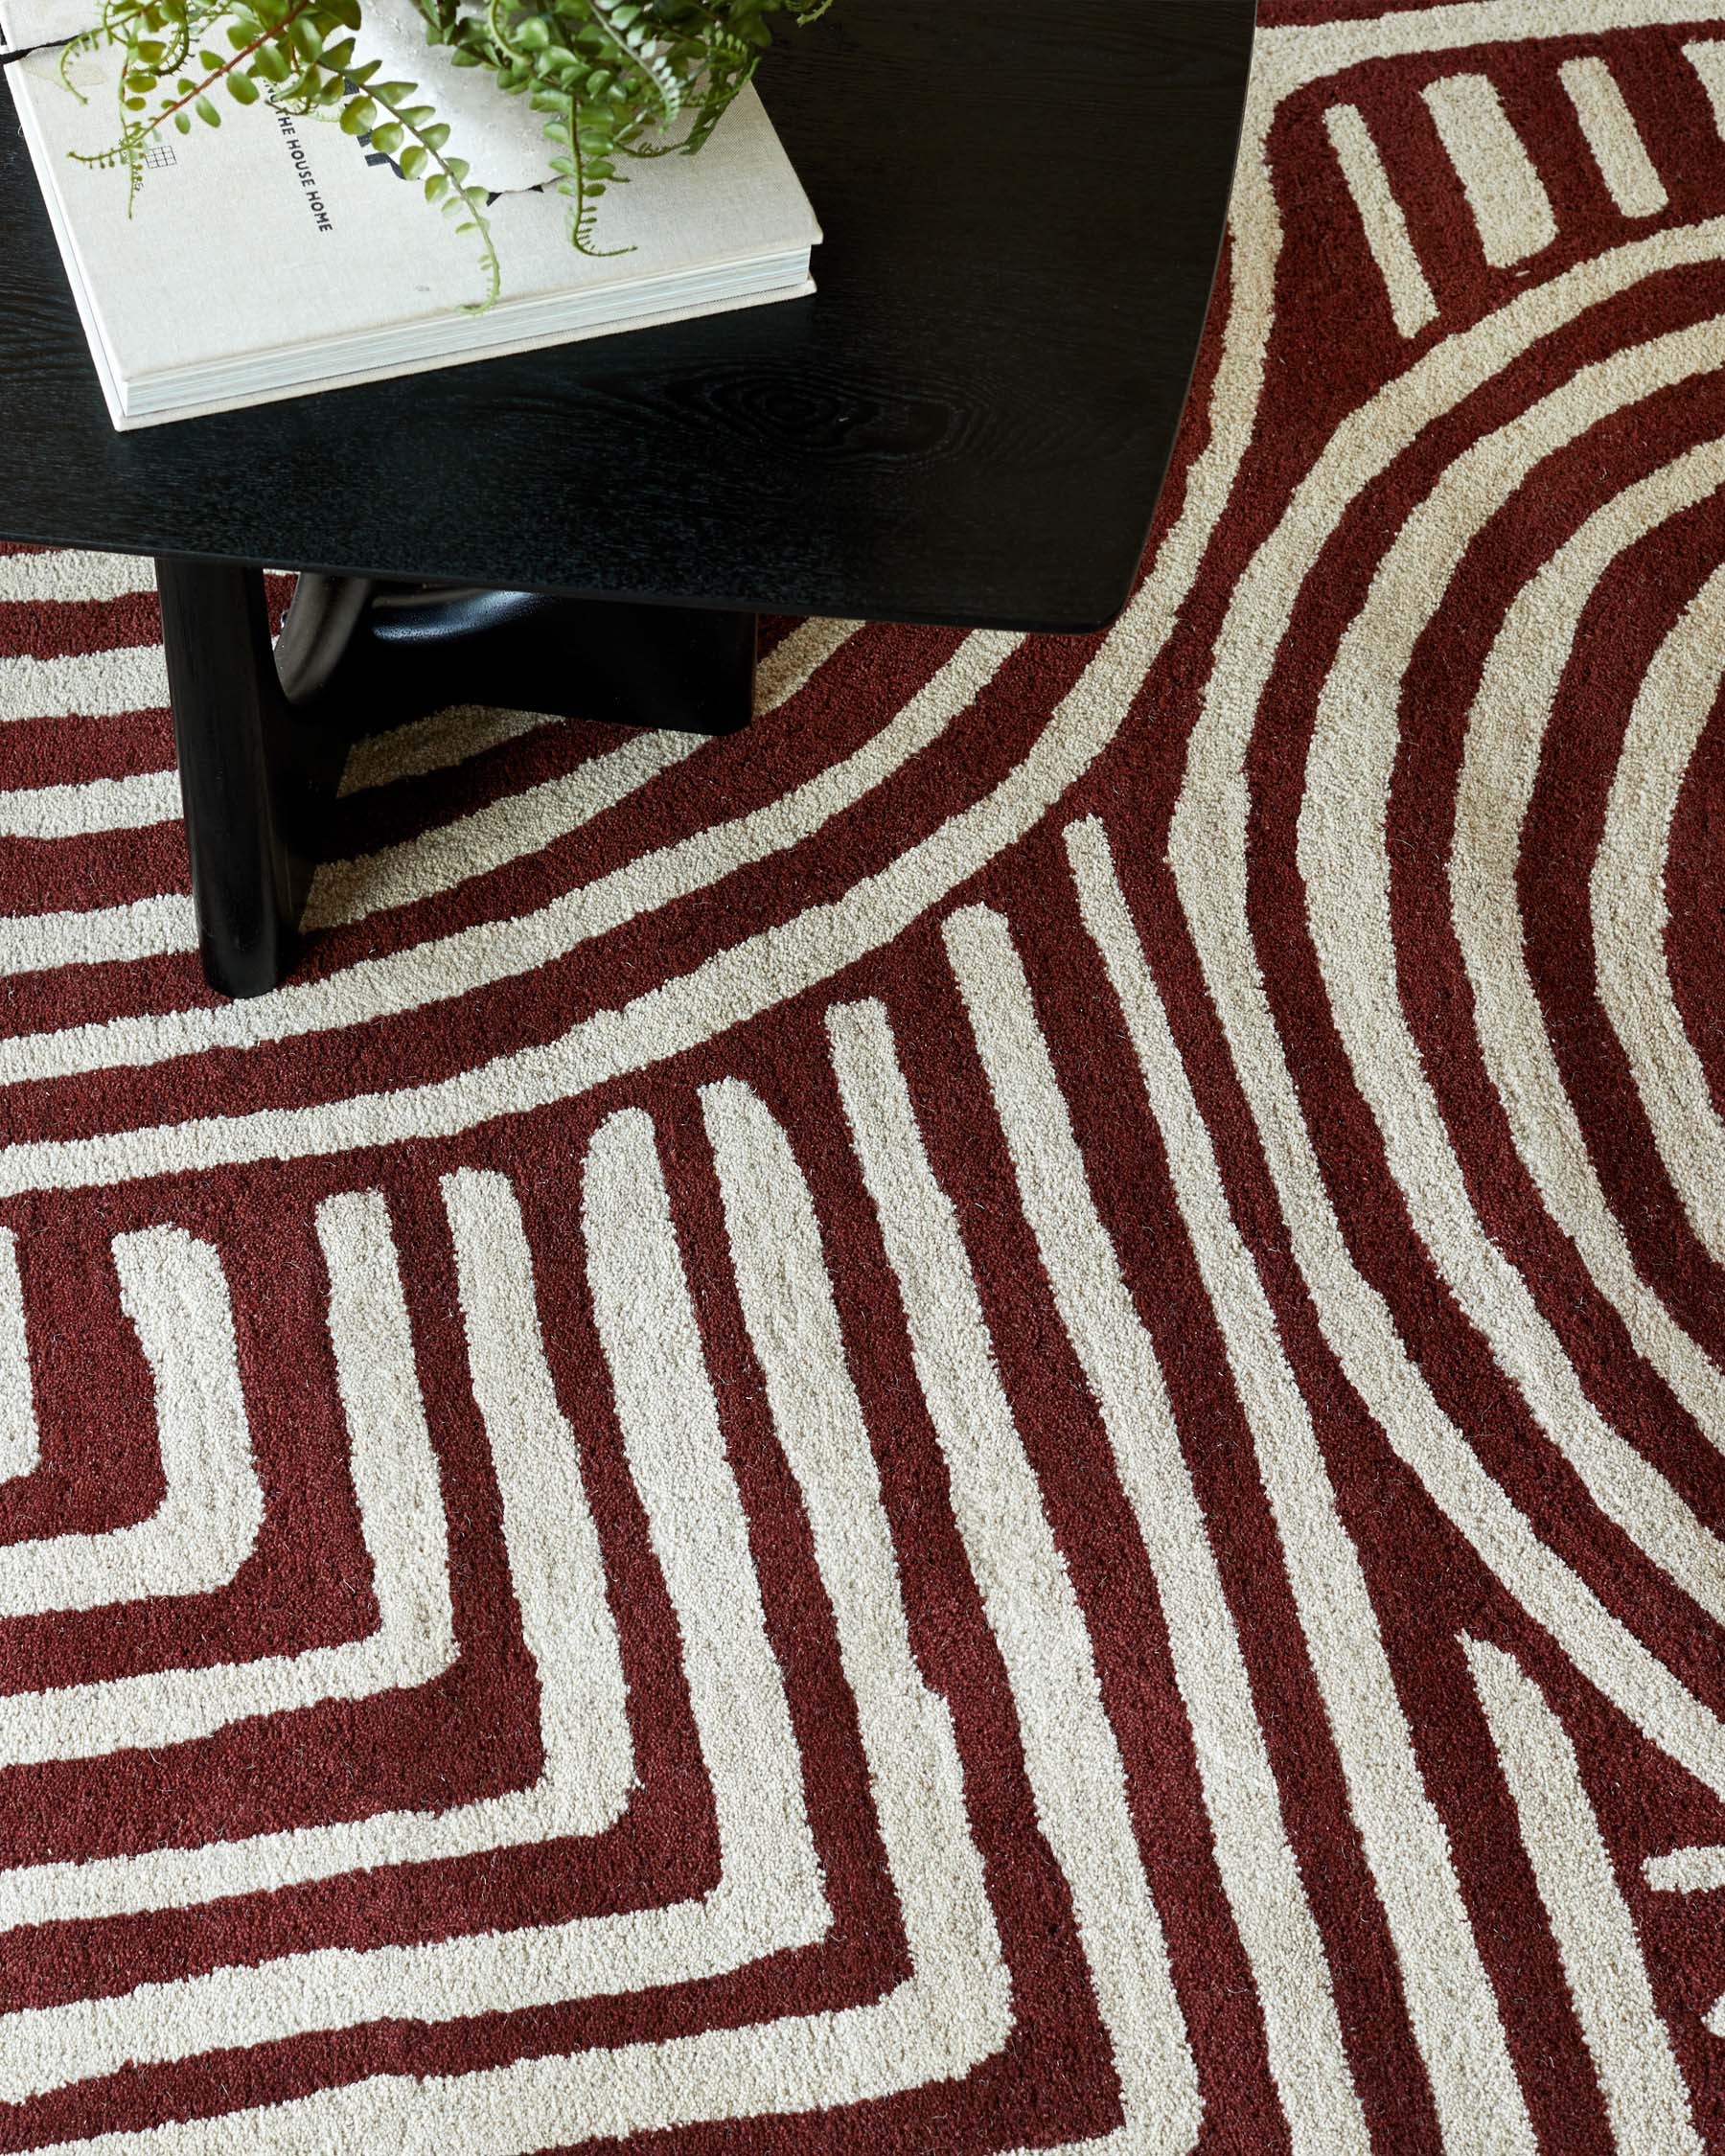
top-left (0, 0), bottom-right (819, 427)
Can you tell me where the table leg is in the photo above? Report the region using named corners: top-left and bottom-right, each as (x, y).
top-left (157, 557), bottom-right (332, 1000)
top-left (154, 557), bottom-right (757, 999)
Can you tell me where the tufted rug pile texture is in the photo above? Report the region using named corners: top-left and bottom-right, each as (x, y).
top-left (2, 2), bottom-right (1725, 2147)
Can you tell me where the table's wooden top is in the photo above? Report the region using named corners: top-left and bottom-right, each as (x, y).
top-left (0, 0), bottom-right (1254, 631)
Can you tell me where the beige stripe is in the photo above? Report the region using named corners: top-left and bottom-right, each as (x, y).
top-left (0, 1230), bottom-right (35, 1482)
top-left (1452, 439), bottom-right (1725, 1461)
top-left (940, 904), bottom-right (1372, 2156)
top-left (1684, 40), bottom-right (1725, 138)
top-left (1421, 73), bottom-right (1557, 266)
top-left (1465, 1639), bottom-right (1704, 2154)
top-left (0, 1227), bottom-right (264, 1630)
top-left (338, 705), bottom-right (569, 794)
top-left (1068, 814), bottom-right (1539, 2156)
top-left (1301, 319), bottom-right (1725, 1626)
top-left (0, 550), bottom-right (154, 605)
top-left (0, 894), bottom-right (190, 977)
top-left (0, 768), bottom-right (179, 839)
top-left (1559, 57), bottom-right (1668, 217)
top-left (819, 1018), bottom-right (1203, 2156)
top-left (1323, 103), bottom-right (1439, 336)
top-left (701, 1080), bottom-right (1017, 2075)
top-left (0, 1113), bottom-right (830, 2104)
top-left (30, 1106), bottom-right (1012, 2146)
top-left (306, 730), bottom-right (701, 929)
top-left (440, 1166), bottom-right (635, 1821)
top-left (0, 629), bottom-right (1022, 1102)
top-left (1645, 1844), bottom-right (1725, 1892)
top-left (752, 616), bottom-right (862, 709)
top-left (1592, 560), bottom-right (1725, 1271)
top-left (0, 1205), bottom-right (450, 1771)
top-left (0, 644), bottom-right (169, 722)
top-left (0, 1171), bottom-right (629, 1932)
top-left (1170, 216), bottom-right (1725, 1812)
top-left (1262, 2), bottom-right (1724, 103)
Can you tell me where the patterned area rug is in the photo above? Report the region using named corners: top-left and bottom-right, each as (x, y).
top-left (2, 1), bottom-right (1725, 2147)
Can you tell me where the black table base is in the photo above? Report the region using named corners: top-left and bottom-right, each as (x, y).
top-left (156, 558), bottom-right (755, 998)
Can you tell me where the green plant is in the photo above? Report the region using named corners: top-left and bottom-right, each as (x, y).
top-left (62, 0), bottom-right (829, 304)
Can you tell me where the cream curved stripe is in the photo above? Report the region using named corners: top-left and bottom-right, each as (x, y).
top-left (335, 616), bottom-right (860, 796)
top-left (1592, 560), bottom-right (1725, 1267)
top-left (1692, 41), bottom-right (1725, 138)
top-left (0, 645), bottom-right (168, 724)
top-left (0, 627), bottom-right (1021, 1097)
top-left (0, 550), bottom-right (154, 605)
top-left (1464, 1637), bottom-right (1704, 2154)
top-left (934, 912), bottom-right (1392, 2156)
top-left (0, 895), bottom-right (188, 981)
top-left (0, 1225), bottom-right (264, 1623)
top-left (814, 1026), bottom-right (1207, 2156)
top-left (0, 1196), bottom-right (455, 1770)
top-left (6, 1102), bottom-right (1014, 2138)
top-left (0, 734), bottom-right (684, 975)
top-left (338, 703), bottom-right (571, 795)
top-left (1300, 319), bottom-right (1725, 1623)
top-left (0, 769), bottom-right (180, 841)
top-left (0, 1169), bottom-right (631, 1931)
top-left (36, 1097), bottom-right (1012, 2151)
top-left (305, 729), bottom-right (703, 929)
top-left (1069, 818), bottom-right (1536, 2156)
top-left (1169, 223), bottom-right (1725, 1803)
top-left (1452, 441), bottom-right (1725, 1450)
top-left (0, 1231), bottom-right (35, 1481)
top-left (304, 617), bottom-right (860, 925)
top-left (0, 616), bottom-right (860, 979)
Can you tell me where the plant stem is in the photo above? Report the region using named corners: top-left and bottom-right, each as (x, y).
top-left (146, 0), bottom-right (315, 132)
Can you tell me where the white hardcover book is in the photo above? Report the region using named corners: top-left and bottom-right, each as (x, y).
top-left (0, 0), bottom-right (819, 427)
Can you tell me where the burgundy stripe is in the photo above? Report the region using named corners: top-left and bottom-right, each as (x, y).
top-left (1664, 686), bottom-right (1725, 1112)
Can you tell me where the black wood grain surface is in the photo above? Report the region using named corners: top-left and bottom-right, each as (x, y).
top-left (0, 0), bottom-right (1254, 630)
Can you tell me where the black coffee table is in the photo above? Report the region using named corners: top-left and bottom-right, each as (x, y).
top-left (0, 0), bottom-right (1254, 997)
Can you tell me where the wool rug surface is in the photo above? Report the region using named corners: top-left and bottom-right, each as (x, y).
top-left (3, 0), bottom-right (1725, 2147)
